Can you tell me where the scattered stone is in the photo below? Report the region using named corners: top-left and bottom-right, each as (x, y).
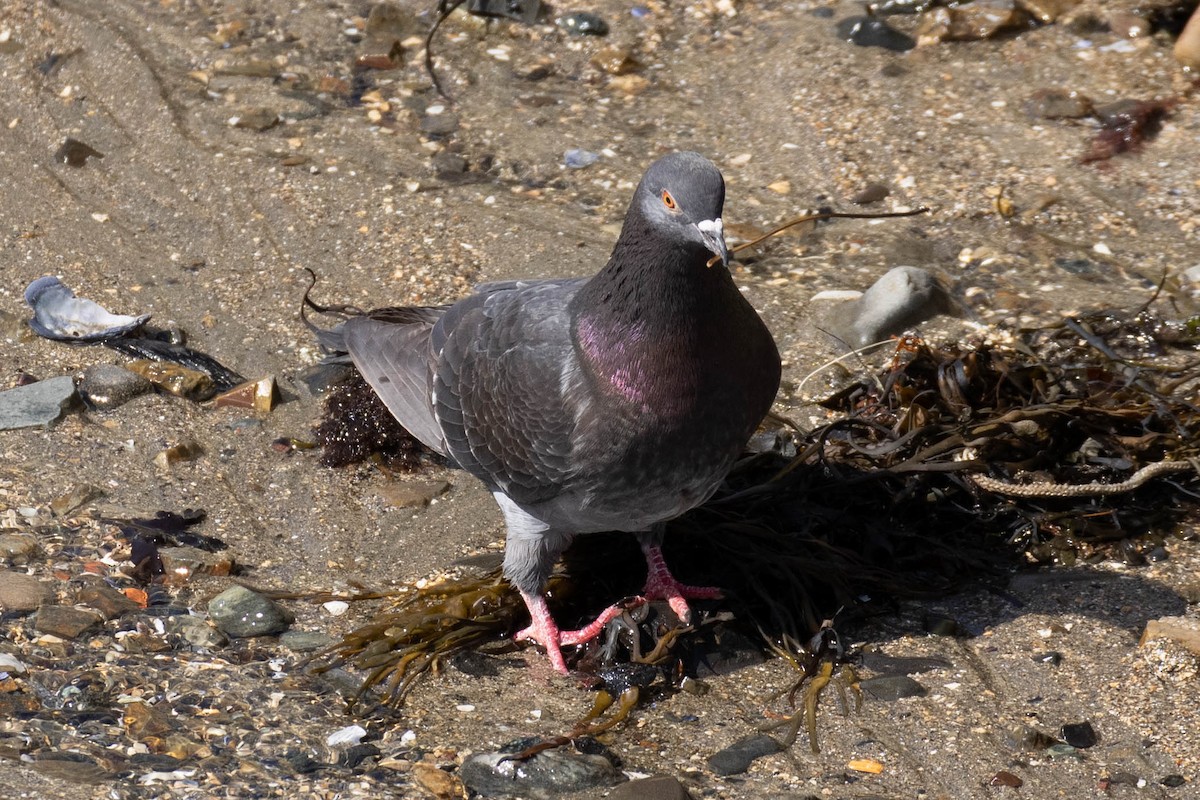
top-left (49, 483), bottom-right (105, 517)
top-left (1060, 721), bottom-right (1098, 748)
top-left (78, 363), bottom-right (154, 410)
top-left (1017, 0), bottom-right (1077, 24)
top-left (706, 734), bottom-right (781, 776)
top-left (419, 113), bottom-right (459, 137)
top-left (75, 582), bottom-right (141, 620)
top-left (0, 652), bottom-right (28, 674)
top-left (0, 376), bottom-right (78, 430)
top-left (154, 440), bottom-right (204, 471)
top-left (34, 605), bottom-right (103, 638)
top-left (461, 740), bottom-right (625, 798)
top-left (231, 108), bottom-right (280, 131)
top-left (375, 479), bottom-right (451, 510)
top-left (990, 770), bottom-right (1024, 787)
top-left (556, 12), bottom-right (608, 36)
top-left (1023, 88), bottom-right (1093, 119)
top-left (279, 629), bottom-right (335, 652)
top-left (0, 570), bottom-right (53, 612)
top-left (412, 762), bottom-right (466, 799)
top-left (213, 377), bottom-right (279, 412)
top-left (608, 776), bottom-right (694, 800)
top-left (126, 360), bottom-right (214, 400)
top-left (860, 674), bottom-right (928, 701)
top-left (55, 137), bottom-right (104, 167)
top-left (851, 183), bottom-right (890, 205)
top-left (432, 152), bottom-right (469, 176)
top-left (591, 45), bottom-right (641, 75)
top-left (167, 614), bottom-right (229, 649)
top-left (207, 585), bottom-right (291, 638)
top-left (836, 15), bottom-right (916, 51)
top-left (1141, 616), bottom-right (1200, 656)
top-left (0, 533), bottom-right (39, 565)
top-left (826, 266), bottom-right (953, 349)
top-left (564, 148), bottom-right (599, 169)
top-left (1161, 774), bottom-right (1187, 788)
top-left (158, 545), bottom-right (236, 578)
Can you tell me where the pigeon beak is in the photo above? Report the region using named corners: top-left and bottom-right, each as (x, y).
top-left (696, 218), bottom-right (729, 268)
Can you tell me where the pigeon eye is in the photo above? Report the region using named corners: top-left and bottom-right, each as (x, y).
top-left (661, 190), bottom-right (677, 210)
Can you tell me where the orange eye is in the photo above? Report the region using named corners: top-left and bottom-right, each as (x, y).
top-left (661, 190), bottom-right (677, 210)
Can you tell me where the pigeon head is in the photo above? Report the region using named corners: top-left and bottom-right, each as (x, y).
top-left (632, 152), bottom-right (729, 266)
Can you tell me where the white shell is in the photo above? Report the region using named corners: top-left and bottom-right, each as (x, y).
top-left (25, 276), bottom-right (150, 341)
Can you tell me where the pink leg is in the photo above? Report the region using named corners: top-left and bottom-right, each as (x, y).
top-left (640, 541), bottom-right (722, 624)
top-left (515, 590), bottom-right (641, 674)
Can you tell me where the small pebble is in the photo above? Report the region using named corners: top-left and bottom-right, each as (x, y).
top-left (835, 16), bottom-right (916, 51)
top-left (564, 148), bottom-right (600, 169)
top-left (990, 770), bottom-right (1023, 787)
top-left (556, 12), bottom-right (608, 36)
top-left (279, 630), bottom-right (335, 653)
top-left (859, 675), bottom-right (928, 701)
top-left (77, 364), bottom-right (154, 410)
top-left (706, 735), bottom-right (781, 776)
top-left (0, 570), bottom-right (54, 613)
top-left (1060, 721), bottom-right (1098, 749)
top-left (461, 741), bottom-right (625, 795)
top-left (608, 775), bottom-right (694, 799)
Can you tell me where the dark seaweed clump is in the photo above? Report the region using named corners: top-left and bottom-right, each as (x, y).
top-left (314, 370), bottom-right (435, 471)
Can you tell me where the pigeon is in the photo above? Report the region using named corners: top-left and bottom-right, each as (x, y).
top-left (330, 151), bottom-right (781, 673)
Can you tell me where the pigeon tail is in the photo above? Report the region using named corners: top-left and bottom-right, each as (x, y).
top-left (515, 590), bottom-right (637, 674)
top-left (638, 537), bottom-right (723, 624)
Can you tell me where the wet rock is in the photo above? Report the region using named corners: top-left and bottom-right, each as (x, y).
top-left (0, 569), bottom-right (53, 612)
top-left (860, 674), bottom-right (928, 701)
top-left (0, 375), bottom-right (78, 430)
top-left (851, 183), bottom-right (890, 205)
top-left (0, 533), bottom-right (38, 565)
top-left (412, 762), bottom-right (466, 798)
top-left (280, 630), bottom-right (335, 653)
top-left (419, 113), bottom-right (459, 137)
top-left (0, 652), bottom-right (28, 675)
top-left (609, 775), bottom-right (694, 799)
top-left (923, 612), bottom-right (960, 636)
top-left (55, 137), bottom-right (103, 167)
top-left (989, 770), bottom-right (1023, 787)
top-left (556, 12), bottom-right (608, 36)
top-left (1023, 88), bottom-right (1093, 119)
top-left (126, 360), bottom-right (214, 400)
top-left (835, 16), bottom-right (916, 51)
top-left (1140, 616), bottom-right (1200, 656)
top-left (231, 108), bottom-right (280, 131)
top-left (1060, 721), bottom-right (1098, 748)
top-left (375, 479), bottom-right (451, 510)
top-left (75, 582), bottom-right (141, 620)
top-left (591, 46), bottom-right (641, 75)
top-left (1175, 6), bottom-right (1200, 69)
top-left (167, 614), bottom-right (229, 649)
top-left (1108, 11), bottom-right (1149, 39)
top-left (1161, 774), bottom-right (1187, 787)
top-left (432, 152), bottom-right (469, 177)
top-left (207, 585), bottom-right (291, 638)
top-left (158, 545), bottom-right (235, 578)
top-left (34, 605), bottom-right (103, 638)
top-left (1033, 650), bottom-right (1062, 665)
top-left (706, 734), bottom-right (782, 776)
top-left (460, 740), bottom-right (625, 798)
top-left (50, 483), bottom-right (105, 517)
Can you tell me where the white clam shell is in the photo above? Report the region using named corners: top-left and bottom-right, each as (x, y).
top-left (24, 276), bottom-right (151, 341)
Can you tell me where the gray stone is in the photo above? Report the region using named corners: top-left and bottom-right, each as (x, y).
top-left (706, 734), bottom-right (782, 776)
top-left (0, 375), bottom-right (77, 430)
top-left (860, 674), bottom-right (928, 701)
top-left (461, 744), bottom-right (625, 799)
top-left (607, 775), bottom-right (695, 799)
top-left (167, 614), bottom-right (230, 649)
top-left (822, 266), bottom-right (954, 350)
top-left (207, 585), bottom-right (291, 637)
top-left (419, 113), bottom-right (459, 137)
top-left (279, 629), bottom-right (336, 653)
top-left (0, 569), bottom-right (53, 612)
top-left (34, 605), bottom-right (103, 638)
top-left (77, 363), bottom-right (154, 410)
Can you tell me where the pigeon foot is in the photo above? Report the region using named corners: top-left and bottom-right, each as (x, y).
top-left (640, 542), bottom-right (723, 624)
top-left (516, 590), bottom-right (640, 674)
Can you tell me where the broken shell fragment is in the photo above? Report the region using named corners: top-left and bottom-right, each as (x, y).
top-left (24, 276), bottom-right (150, 342)
top-left (213, 377), bottom-right (279, 412)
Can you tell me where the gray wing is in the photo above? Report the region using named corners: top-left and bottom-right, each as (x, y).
top-left (342, 306), bottom-right (449, 456)
top-left (431, 278), bottom-right (589, 504)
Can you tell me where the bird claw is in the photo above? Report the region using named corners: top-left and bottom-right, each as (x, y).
top-left (517, 592), bottom-right (643, 674)
top-left (640, 542), bottom-right (723, 625)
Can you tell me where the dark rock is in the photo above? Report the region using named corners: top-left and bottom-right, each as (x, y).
top-left (1033, 651), bottom-right (1062, 665)
top-left (860, 675), bottom-right (928, 701)
top-left (77, 363), bottom-right (154, 410)
top-left (851, 183), bottom-right (890, 205)
top-left (706, 735), bottom-right (781, 776)
top-left (419, 113), bottom-right (459, 137)
top-left (339, 742), bottom-right (381, 769)
top-left (207, 585), bottom-right (291, 637)
top-left (1060, 721), bottom-right (1098, 749)
top-left (835, 16), bottom-right (916, 51)
top-left (0, 375), bottom-right (77, 430)
top-left (279, 630), bottom-right (336, 653)
top-left (461, 742), bottom-right (625, 798)
top-left (608, 775), bottom-right (694, 799)
top-left (55, 138), bottom-right (104, 167)
top-left (432, 152), bottom-right (469, 176)
top-left (0, 570), bottom-right (54, 613)
top-left (989, 770), bottom-right (1023, 787)
top-left (556, 12), bottom-right (608, 36)
top-left (159, 545), bottom-right (235, 577)
top-left (1161, 774), bottom-right (1187, 787)
top-left (75, 582), bottom-right (141, 620)
top-left (34, 605), bottom-right (103, 638)
top-left (1023, 88), bottom-right (1093, 120)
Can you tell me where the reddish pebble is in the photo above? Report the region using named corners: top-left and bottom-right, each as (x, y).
top-left (990, 770), bottom-right (1023, 788)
